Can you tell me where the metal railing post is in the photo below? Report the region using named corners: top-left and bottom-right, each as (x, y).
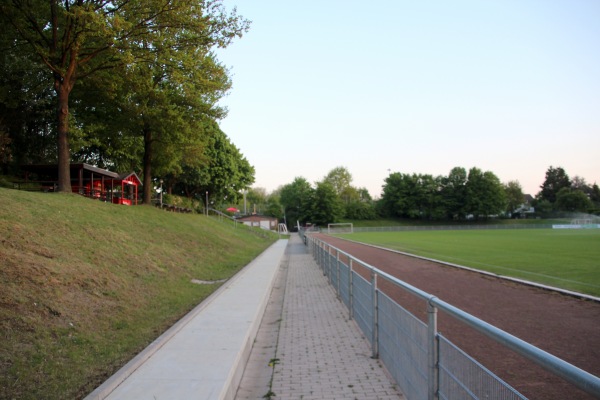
top-left (428, 297), bottom-right (439, 400)
top-left (308, 236), bottom-right (600, 399)
top-left (336, 251), bottom-right (341, 297)
top-left (319, 244), bottom-right (324, 272)
top-left (330, 250), bottom-right (334, 284)
top-left (349, 258), bottom-right (354, 320)
top-left (326, 247), bottom-right (331, 282)
top-left (371, 269), bottom-right (379, 358)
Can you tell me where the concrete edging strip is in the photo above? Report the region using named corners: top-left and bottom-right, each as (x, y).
top-left (85, 239), bottom-right (288, 400)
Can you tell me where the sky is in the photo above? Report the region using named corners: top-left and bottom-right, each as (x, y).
top-left (215, 0), bottom-right (600, 198)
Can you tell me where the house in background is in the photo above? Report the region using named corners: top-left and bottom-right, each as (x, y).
top-left (20, 163), bottom-right (142, 205)
top-left (237, 215), bottom-right (279, 230)
top-left (512, 194), bottom-right (535, 218)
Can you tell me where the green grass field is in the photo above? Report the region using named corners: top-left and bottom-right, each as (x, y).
top-left (337, 229), bottom-right (600, 297)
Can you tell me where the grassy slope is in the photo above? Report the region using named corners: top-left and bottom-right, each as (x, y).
top-left (0, 188), bottom-right (278, 399)
top-left (340, 229), bottom-right (600, 296)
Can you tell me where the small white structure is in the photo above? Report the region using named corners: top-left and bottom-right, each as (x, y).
top-left (237, 215), bottom-right (279, 230)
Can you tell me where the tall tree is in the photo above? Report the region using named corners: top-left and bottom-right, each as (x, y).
top-left (538, 166), bottom-right (571, 204)
top-left (380, 172), bottom-right (441, 219)
top-left (323, 166), bottom-right (353, 199)
top-left (504, 180), bottom-right (524, 214)
top-left (555, 188), bottom-right (593, 213)
top-left (441, 167), bottom-right (468, 220)
top-left (0, 27), bottom-right (55, 169)
top-left (173, 120), bottom-right (254, 208)
top-left (280, 177), bottom-right (314, 227)
top-left (310, 181), bottom-right (344, 225)
top-left (465, 168), bottom-right (507, 219)
top-left (119, 3), bottom-right (248, 204)
top-left (263, 194), bottom-right (283, 220)
top-left (590, 184), bottom-right (600, 207)
top-left (379, 172), bottom-right (406, 218)
top-left (0, 0), bottom-right (248, 192)
top-left (344, 187), bottom-right (377, 220)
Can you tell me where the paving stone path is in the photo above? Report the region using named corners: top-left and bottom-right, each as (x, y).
top-left (236, 235), bottom-right (403, 400)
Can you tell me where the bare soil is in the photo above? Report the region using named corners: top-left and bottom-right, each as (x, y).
top-left (314, 234), bottom-right (600, 400)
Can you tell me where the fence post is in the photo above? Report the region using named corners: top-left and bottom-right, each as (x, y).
top-left (327, 247), bottom-right (332, 283)
top-left (428, 298), bottom-right (439, 400)
top-left (319, 243), bottom-right (325, 273)
top-left (349, 258), bottom-right (354, 320)
top-left (336, 251), bottom-right (341, 297)
top-left (325, 246), bottom-right (329, 279)
top-left (371, 270), bottom-right (379, 358)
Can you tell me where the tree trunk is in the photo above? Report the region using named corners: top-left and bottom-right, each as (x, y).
top-left (142, 125), bottom-right (153, 205)
top-left (55, 80), bottom-right (72, 192)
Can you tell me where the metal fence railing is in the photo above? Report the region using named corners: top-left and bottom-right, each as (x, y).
top-left (306, 234), bottom-right (600, 400)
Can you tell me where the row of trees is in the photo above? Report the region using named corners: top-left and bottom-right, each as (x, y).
top-left (241, 166), bottom-right (599, 228)
top-left (379, 167), bottom-right (507, 220)
top-left (0, 0), bottom-right (254, 206)
top-left (536, 166), bottom-right (600, 215)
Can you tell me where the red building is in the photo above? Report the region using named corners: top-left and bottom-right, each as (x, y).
top-left (21, 163), bottom-right (142, 205)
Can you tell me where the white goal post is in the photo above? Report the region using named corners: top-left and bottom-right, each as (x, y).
top-left (327, 223), bottom-right (353, 234)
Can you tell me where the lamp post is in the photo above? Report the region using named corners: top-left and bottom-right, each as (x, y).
top-left (159, 179), bottom-right (163, 208)
top-left (205, 191), bottom-right (208, 216)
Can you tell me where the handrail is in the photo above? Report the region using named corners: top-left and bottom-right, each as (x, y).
top-left (429, 295), bottom-right (600, 396)
top-left (307, 234), bottom-right (600, 399)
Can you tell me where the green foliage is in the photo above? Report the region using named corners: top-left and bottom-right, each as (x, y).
top-left (322, 166), bottom-right (353, 198)
top-left (0, 27), bottom-right (55, 169)
top-left (280, 177), bottom-right (314, 226)
top-left (263, 196), bottom-right (284, 219)
top-left (532, 167), bottom-right (598, 215)
top-left (555, 188), bottom-right (593, 212)
top-left (538, 166), bottom-right (571, 204)
top-left (344, 198), bottom-right (377, 220)
top-left (504, 180), bottom-right (524, 213)
top-left (465, 168), bottom-right (507, 219)
top-left (310, 181), bottom-right (344, 225)
top-left (441, 166), bottom-right (468, 220)
top-left (278, 168), bottom-right (378, 226)
top-left (0, 0), bottom-right (251, 194)
top-left (171, 120), bottom-right (254, 208)
top-left (162, 193), bottom-right (200, 210)
top-left (380, 167), bottom-right (507, 221)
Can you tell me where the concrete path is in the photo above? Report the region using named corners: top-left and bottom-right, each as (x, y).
top-left (235, 235), bottom-right (404, 400)
top-left (86, 234), bottom-right (403, 399)
top-left (86, 239), bottom-right (288, 400)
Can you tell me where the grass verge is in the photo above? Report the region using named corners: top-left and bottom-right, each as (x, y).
top-left (0, 188), bottom-right (279, 399)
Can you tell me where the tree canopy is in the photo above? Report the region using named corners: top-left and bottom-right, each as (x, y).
top-left (538, 166), bottom-right (571, 204)
top-left (0, 0), bottom-right (253, 204)
top-left (272, 163), bottom-right (598, 228)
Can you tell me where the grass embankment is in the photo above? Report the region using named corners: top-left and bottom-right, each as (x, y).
top-left (0, 188), bottom-right (279, 399)
top-left (339, 229), bottom-right (600, 297)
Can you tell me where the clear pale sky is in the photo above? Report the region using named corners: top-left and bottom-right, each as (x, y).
top-left (216, 0), bottom-right (600, 198)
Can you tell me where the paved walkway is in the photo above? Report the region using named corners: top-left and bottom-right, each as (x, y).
top-left (86, 234), bottom-right (403, 399)
top-left (86, 239), bottom-right (288, 400)
top-left (235, 235), bottom-right (403, 399)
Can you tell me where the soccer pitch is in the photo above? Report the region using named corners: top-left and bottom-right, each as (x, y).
top-left (336, 229), bottom-right (600, 297)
